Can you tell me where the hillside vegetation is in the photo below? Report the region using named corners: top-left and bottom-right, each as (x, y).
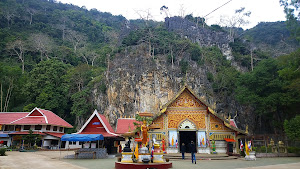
top-left (0, 0), bottom-right (299, 135)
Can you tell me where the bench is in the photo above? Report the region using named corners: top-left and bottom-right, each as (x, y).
top-left (74, 150), bottom-right (96, 159)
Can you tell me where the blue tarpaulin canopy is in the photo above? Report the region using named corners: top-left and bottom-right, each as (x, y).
top-left (0, 134), bottom-right (9, 137)
top-left (61, 134), bottom-right (104, 142)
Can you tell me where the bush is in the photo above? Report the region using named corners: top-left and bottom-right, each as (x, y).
top-left (0, 148), bottom-right (6, 156)
top-left (180, 60), bottom-right (189, 74)
top-left (206, 72), bottom-right (214, 82)
top-left (287, 147), bottom-right (300, 154)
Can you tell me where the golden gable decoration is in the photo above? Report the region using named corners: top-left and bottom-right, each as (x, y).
top-left (167, 110), bottom-right (206, 129)
top-left (169, 90), bottom-right (204, 108)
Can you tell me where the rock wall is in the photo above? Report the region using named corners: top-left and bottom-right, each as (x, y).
top-left (92, 17), bottom-right (253, 132)
top-left (165, 17), bottom-right (234, 60)
top-left (92, 43), bottom-right (250, 131)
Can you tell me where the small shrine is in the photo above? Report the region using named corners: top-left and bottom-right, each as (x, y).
top-left (115, 112), bottom-right (172, 169)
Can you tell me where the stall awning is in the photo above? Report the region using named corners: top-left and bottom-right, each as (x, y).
top-left (224, 138), bottom-right (236, 142)
top-left (61, 134), bottom-right (104, 142)
top-left (0, 134), bottom-right (9, 138)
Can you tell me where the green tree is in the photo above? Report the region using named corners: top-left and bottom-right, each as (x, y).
top-left (284, 115), bottom-right (300, 141)
top-left (22, 129), bottom-right (41, 149)
top-left (280, 0), bottom-right (300, 41)
top-left (0, 63), bottom-right (22, 112)
top-left (25, 59), bottom-right (70, 116)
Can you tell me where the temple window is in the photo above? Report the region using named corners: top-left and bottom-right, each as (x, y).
top-left (53, 126), bottom-right (57, 131)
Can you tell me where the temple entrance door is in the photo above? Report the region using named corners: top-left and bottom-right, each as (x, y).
top-left (179, 131), bottom-right (196, 153)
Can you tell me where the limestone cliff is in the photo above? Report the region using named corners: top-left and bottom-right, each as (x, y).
top-left (92, 17), bottom-right (254, 132)
top-left (92, 44), bottom-right (251, 132)
top-left (165, 17), bottom-right (234, 60)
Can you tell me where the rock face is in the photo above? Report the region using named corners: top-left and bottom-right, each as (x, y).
top-left (92, 17), bottom-right (251, 131)
top-left (165, 17), bottom-right (234, 60)
top-left (93, 45), bottom-right (249, 131)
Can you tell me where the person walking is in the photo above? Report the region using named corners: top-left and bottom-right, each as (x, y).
top-left (181, 143), bottom-right (186, 160)
top-left (190, 141), bottom-right (196, 164)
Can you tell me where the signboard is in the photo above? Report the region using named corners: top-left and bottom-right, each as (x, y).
top-left (92, 122), bottom-right (100, 125)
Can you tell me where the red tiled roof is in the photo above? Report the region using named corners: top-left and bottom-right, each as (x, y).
top-left (80, 131), bottom-right (118, 137)
top-left (116, 119), bottom-right (141, 134)
top-left (0, 108), bottom-right (72, 128)
top-left (0, 112), bottom-right (28, 124)
top-left (11, 117), bottom-right (46, 125)
top-left (9, 131), bottom-right (46, 135)
top-left (44, 132), bottom-right (65, 138)
top-left (98, 114), bottom-right (115, 134)
top-left (39, 108), bottom-right (73, 128)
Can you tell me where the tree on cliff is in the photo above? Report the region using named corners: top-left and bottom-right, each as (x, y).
top-left (219, 7), bottom-right (251, 37)
top-left (280, 0), bottom-right (300, 41)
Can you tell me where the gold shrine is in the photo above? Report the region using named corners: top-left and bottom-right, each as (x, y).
top-left (148, 85), bottom-right (246, 154)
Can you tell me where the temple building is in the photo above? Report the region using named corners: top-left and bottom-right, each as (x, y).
top-left (148, 85), bottom-right (246, 154)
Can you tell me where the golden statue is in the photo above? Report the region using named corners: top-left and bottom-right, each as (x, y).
top-left (141, 120), bottom-right (148, 146)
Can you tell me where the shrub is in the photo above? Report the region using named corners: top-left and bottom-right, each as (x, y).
top-left (180, 60), bottom-right (189, 74)
top-left (206, 72), bottom-right (214, 82)
top-left (287, 147), bottom-right (300, 154)
top-left (0, 148), bottom-right (6, 156)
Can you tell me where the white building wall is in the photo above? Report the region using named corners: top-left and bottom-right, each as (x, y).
top-left (65, 141), bottom-right (81, 149)
top-left (215, 141), bottom-right (227, 154)
top-left (198, 147), bottom-right (210, 154)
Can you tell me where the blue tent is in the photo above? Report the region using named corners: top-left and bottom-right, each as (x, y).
top-left (61, 134), bottom-right (104, 142)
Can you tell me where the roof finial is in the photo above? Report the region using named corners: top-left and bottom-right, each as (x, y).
top-left (128, 125), bottom-right (131, 132)
top-left (228, 114), bottom-right (231, 121)
top-left (233, 111), bottom-right (237, 119)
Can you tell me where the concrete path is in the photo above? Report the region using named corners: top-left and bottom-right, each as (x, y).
top-left (0, 151), bottom-right (84, 169)
top-left (236, 162), bottom-right (300, 169)
top-left (0, 151), bottom-right (299, 169)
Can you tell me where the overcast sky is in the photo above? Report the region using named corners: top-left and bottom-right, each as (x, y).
top-left (58, 0), bottom-right (286, 29)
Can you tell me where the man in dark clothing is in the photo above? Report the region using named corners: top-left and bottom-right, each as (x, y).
top-left (190, 141), bottom-right (196, 164)
top-left (181, 143), bottom-right (186, 159)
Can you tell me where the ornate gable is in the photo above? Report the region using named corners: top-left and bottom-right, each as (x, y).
top-left (169, 89), bottom-right (205, 108)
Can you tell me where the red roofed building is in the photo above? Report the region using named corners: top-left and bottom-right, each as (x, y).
top-left (0, 107), bottom-right (73, 149)
top-left (74, 110), bottom-right (121, 153)
top-left (116, 118), bottom-right (141, 134)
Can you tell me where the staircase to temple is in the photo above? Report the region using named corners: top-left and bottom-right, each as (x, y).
top-left (164, 153), bottom-right (239, 160)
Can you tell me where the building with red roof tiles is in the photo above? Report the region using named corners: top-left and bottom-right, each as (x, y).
top-left (0, 107), bottom-right (73, 149)
top-left (115, 118), bottom-right (141, 134)
top-left (72, 110), bottom-right (122, 153)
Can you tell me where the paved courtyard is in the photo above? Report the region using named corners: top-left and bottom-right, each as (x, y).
top-left (0, 151), bottom-right (300, 169)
